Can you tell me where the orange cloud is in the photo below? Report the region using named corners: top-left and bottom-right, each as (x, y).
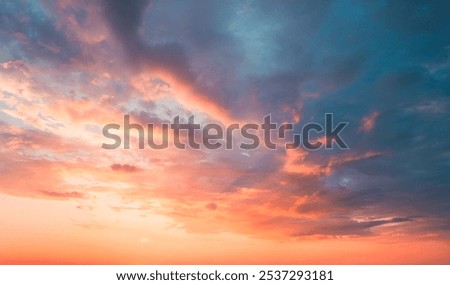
top-left (360, 111), bottom-right (379, 132)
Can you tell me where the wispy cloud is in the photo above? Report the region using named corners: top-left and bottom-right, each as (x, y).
top-left (0, 0), bottom-right (449, 264)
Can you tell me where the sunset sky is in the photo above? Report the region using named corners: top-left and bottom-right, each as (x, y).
top-left (1, 0), bottom-right (449, 264)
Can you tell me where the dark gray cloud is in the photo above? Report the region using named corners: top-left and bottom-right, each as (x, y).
top-left (102, 0), bottom-right (195, 85)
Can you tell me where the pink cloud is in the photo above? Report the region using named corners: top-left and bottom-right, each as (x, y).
top-left (360, 111), bottom-right (379, 132)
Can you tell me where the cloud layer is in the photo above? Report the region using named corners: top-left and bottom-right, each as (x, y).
top-left (0, 0), bottom-right (449, 263)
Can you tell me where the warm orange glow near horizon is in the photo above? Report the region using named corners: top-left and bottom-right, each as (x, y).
top-left (1, 194), bottom-right (448, 264)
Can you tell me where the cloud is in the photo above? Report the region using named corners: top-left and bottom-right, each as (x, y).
top-left (292, 216), bottom-right (414, 237)
top-left (110, 163), bottom-right (140, 173)
top-left (37, 190), bottom-right (85, 199)
top-left (360, 112), bottom-right (379, 132)
top-left (0, 1), bottom-right (85, 64)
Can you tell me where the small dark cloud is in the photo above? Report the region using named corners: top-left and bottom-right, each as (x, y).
top-left (102, 0), bottom-right (194, 85)
top-left (110, 163), bottom-right (140, 173)
top-left (37, 190), bottom-right (85, 199)
top-left (205, 202), bottom-right (217, 211)
top-left (362, 217), bottom-right (412, 228)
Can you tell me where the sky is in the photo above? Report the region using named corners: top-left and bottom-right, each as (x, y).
top-left (0, 0), bottom-right (449, 264)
